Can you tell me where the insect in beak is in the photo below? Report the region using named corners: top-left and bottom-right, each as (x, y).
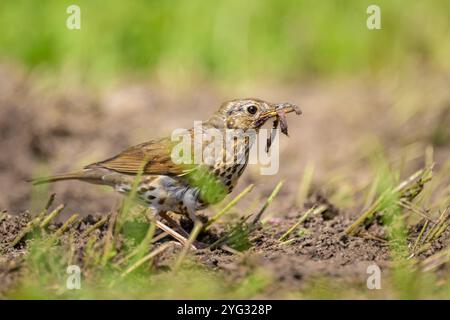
top-left (265, 103), bottom-right (302, 152)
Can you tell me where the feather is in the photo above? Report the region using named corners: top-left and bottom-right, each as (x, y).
top-left (87, 138), bottom-right (188, 176)
top-left (29, 172), bottom-right (86, 185)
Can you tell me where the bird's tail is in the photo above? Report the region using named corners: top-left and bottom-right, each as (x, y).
top-left (29, 171), bottom-right (88, 186)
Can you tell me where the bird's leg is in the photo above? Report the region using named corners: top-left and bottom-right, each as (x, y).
top-left (160, 211), bottom-right (208, 249)
top-left (154, 219), bottom-right (197, 250)
top-left (159, 211), bottom-right (191, 238)
top-left (145, 209), bottom-right (196, 249)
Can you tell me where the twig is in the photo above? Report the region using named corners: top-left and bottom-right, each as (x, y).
top-left (345, 165), bottom-right (433, 236)
top-left (423, 207), bottom-right (448, 243)
top-left (412, 220), bottom-right (428, 251)
top-left (44, 193), bottom-right (56, 210)
top-left (398, 200), bottom-right (437, 224)
top-left (120, 242), bottom-right (173, 279)
top-left (83, 235), bottom-right (99, 267)
top-left (219, 244), bottom-right (243, 256)
top-left (408, 242), bottom-right (432, 259)
top-left (101, 211), bottom-right (119, 266)
top-left (10, 215), bottom-right (42, 247)
top-left (278, 205), bottom-right (325, 242)
top-left (433, 220), bottom-right (450, 241)
top-left (420, 246), bottom-right (450, 272)
top-left (34, 194), bottom-right (57, 222)
top-left (46, 214), bottom-right (78, 244)
top-left (173, 221), bottom-right (203, 271)
top-left (154, 220), bottom-right (196, 250)
top-left (251, 180), bottom-right (284, 225)
top-left (279, 238), bottom-right (297, 246)
top-left (151, 231), bottom-right (169, 243)
top-left (81, 216), bottom-right (108, 238)
top-left (408, 210), bottom-right (448, 258)
top-left (39, 204), bottom-right (65, 228)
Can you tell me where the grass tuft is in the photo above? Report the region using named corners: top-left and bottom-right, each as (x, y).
top-left (345, 164), bottom-right (434, 236)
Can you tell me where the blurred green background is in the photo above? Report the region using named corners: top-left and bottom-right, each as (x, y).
top-left (0, 0), bottom-right (449, 84)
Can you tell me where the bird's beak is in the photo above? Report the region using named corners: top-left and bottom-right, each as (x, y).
top-left (254, 102), bottom-right (301, 128)
top-left (259, 102), bottom-right (302, 119)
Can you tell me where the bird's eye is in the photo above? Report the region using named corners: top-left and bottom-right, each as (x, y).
top-left (246, 105), bottom-right (258, 115)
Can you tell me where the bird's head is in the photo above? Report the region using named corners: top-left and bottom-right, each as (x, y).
top-left (207, 98), bottom-right (301, 131)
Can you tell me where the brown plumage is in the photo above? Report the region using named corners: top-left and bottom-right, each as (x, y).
top-left (31, 98), bottom-right (301, 247)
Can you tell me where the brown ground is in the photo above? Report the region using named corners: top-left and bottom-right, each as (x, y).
top-left (0, 64), bottom-right (449, 297)
top-left (1, 201), bottom-right (448, 297)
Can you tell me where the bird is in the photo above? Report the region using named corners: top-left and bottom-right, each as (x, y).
top-left (31, 98), bottom-right (301, 248)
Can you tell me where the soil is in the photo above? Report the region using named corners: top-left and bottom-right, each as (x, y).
top-left (0, 64), bottom-right (449, 297)
top-left (1, 203), bottom-right (448, 297)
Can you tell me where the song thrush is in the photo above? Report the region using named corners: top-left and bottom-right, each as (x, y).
top-left (32, 98), bottom-right (301, 248)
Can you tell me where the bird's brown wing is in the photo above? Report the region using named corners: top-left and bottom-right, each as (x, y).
top-left (86, 138), bottom-right (192, 176)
